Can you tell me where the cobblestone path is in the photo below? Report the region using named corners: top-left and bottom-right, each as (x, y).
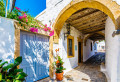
top-left (37, 52), bottom-right (107, 82)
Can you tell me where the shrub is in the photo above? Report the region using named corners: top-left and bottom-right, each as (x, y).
top-left (0, 56), bottom-right (27, 82)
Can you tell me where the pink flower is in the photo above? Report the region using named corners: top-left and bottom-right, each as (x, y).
top-left (45, 24), bottom-right (47, 27)
top-left (26, 18), bottom-right (28, 22)
top-left (19, 16), bottom-right (24, 19)
top-left (23, 13), bottom-right (27, 18)
top-left (43, 28), bottom-right (48, 31)
top-left (47, 27), bottom-right (51, 30)
top-left (35, 28), bottom-right (38, 33)
top-left (30, 27), bottom-right (38, 33)
top-left (15, 7), bottom-right (21, 10)
top-left (49, 30), bottom-right (54, 36)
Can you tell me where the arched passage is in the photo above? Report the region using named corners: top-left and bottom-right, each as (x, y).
top-left (84, 31), bottom-right (105, 46)
top-left (53, 0), bottom-right (120, 43)
top-left (49, 0), bottom-right (120, 79)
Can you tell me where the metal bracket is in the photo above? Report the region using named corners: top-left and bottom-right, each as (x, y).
top-left (112, 29), bottom-right (120, 37)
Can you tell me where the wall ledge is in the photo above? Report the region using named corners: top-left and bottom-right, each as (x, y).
top-left (100, 64), bottom-right (111, 82)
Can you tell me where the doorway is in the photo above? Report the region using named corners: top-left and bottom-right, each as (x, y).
top-left (78, 42), bottom-right (82, 63)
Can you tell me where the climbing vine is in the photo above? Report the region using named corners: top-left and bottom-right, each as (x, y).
top-left (0, 0), bottom-right (54, 36)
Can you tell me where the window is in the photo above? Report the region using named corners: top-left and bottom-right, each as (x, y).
top-left (67, 35), bottom-right (74, 58)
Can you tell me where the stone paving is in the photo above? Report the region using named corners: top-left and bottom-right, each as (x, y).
top-left (36, 52), bottom-right (107, 82)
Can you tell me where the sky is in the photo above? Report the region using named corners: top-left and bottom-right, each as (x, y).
top-left (15, 0), bottom-right (46, 17)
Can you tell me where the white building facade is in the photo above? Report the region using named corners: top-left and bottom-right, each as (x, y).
top-left (36, 0), bottom-right (120, 82)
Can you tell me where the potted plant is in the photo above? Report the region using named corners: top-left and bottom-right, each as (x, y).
top-left (53, 48), bottom-right (66, 81)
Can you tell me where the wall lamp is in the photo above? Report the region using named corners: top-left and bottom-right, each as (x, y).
top-left (64, 23), bottom-right (71, 40)
top-left (112, 29), bottom-right (120, 37)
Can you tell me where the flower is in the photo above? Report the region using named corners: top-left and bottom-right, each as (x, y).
top-left (30, 27), bottom-right (38, 33)
top-left (43, 28), bottom-right (48, 31)
top-left (23, 13), bottom-right (27, 18)
top-left (26, 19), bottom-right (28, 22)
top-left (15, 7), bottom-right (21, 10)
top-left (45, 24), bottom-right (47, 27)
top-left (19, 16), bottom-right (24, 19)
top-left (35, 28), bottom-right (38, 33)
top-left (56, 60), bottom-right (60, 64)
top-left (49, 30), bottom-right (54, 36)
top-left (55, 48), bottom-right (59, 52)
top-left (47, 27), bottom-right (51, 30)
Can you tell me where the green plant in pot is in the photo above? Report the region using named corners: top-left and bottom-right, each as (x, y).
top-left (53, 48), bottom-right (66, 81)
top-left (0, 56), bottom-right (27, 82)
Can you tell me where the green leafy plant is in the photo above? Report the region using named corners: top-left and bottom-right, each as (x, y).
top-left (0, 0), bottom-right (6, 17)
top-left (53, 48), bottom-right (66, 73)
top-left (0, 56), bottom-right (27, 82)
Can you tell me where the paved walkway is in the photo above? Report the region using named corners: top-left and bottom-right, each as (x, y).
top-left (37, 52), bottom-right (107, 82)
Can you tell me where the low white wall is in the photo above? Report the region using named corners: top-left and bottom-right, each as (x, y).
top-left (83, 39), bottom-right (97, 62)
top-left (0, 17), bottom-right (15, 63)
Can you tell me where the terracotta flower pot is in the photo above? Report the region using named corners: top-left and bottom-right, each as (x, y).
top-left (55, 72), bottom-right (64, 81)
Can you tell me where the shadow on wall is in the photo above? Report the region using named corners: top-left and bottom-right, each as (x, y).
top-left (0, 18), bottom-right (15, 64)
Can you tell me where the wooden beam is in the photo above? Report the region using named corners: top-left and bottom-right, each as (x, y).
top-left (75, 17), bottom-right (106, 29)
top-left (83, 28), bottom-right (105, 34)
top-left (69, 11), bottom-right (103, 25)
top-left (73, 14), bottom-right (107, 27)
top-left (81, 24), bottom-right (105, 32)
top-left (66, 8), bottom-right (96, 22)
top-left (78, 20), bottom-right (106, 30)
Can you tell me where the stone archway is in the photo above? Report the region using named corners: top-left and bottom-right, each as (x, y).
top-left (49, 0), bottom-right (120, 79)
top-left (84, 31), bottom-right (105, 46)
top-left (52, 0), bottom-right (120, 44)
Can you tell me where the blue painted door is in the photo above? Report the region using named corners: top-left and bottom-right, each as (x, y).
top-left (20, 31), bottom-right (49, 82)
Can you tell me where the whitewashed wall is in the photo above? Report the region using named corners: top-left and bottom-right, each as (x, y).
top-left (83, 39), bottom-right (97, 62)
top-left (105, 17), bottom-right (120, 82)
top-left (54, 23), bottom-right (97, 73)
top-left (58, 24), bottom-right (81, 73)
top-left (0, 17), bottom-right (15, 63)
top-left (36, 0), bottom-right (71, 25)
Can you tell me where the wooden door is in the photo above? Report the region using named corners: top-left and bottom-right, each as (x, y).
top-left (20, 31), bottom-right (49, 82)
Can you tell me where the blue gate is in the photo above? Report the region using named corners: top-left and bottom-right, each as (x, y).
top-left (20, 31), bottom-right (49, 82)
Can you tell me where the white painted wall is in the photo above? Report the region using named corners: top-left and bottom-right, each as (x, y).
top-left (83, 39), bottom-right (97, 62)
top-left (105, 17), bottom-right (120, 82)
top-left (54, 23), bottom-right (97, 73)
top-left (0, 17), bottom-right (15, 63)
top-left (58, 24), bottom-right (82, 73)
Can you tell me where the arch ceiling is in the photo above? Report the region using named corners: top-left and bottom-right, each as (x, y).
top-left (53, 0), bottom-right (120, 43)
top-left (66, 8), bottom-right (107, 34)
